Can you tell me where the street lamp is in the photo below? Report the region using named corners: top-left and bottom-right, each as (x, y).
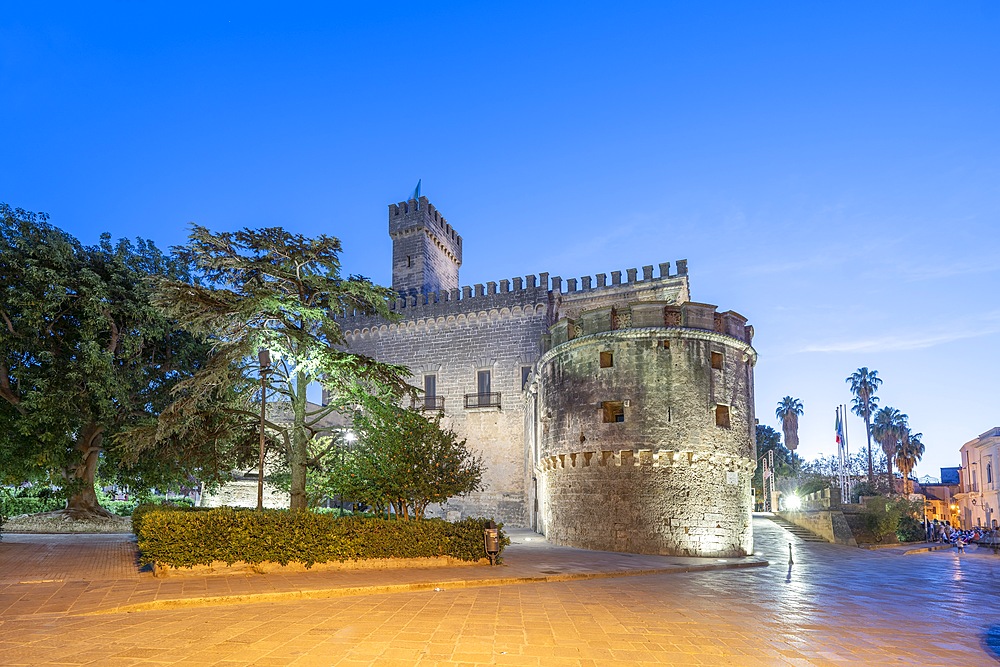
top-left (257, 348), bottom-right (271, 511)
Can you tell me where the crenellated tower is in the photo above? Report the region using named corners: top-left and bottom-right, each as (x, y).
top-left (388, 196), bottom-right (462, 297)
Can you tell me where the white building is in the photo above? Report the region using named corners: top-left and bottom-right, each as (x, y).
top-left (955, 427), bottom-right (1000, 529)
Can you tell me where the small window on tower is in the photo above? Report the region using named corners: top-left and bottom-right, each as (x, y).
top-left (715, 405), bottom-right (731, 429)
top-left (521, 366), bottom-right (532, 390)
top-left (662, 340), bottom-right (670, 349)
top-left (711, 352), bottom-right (724, 370)
top-left (600, 351), bottom-right (614, 368)
top-left (602, 401), bottom-right (625, 423)
top-left (407, 255), bottom-right (413, 268)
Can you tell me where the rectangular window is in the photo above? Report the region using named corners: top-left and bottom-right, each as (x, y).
top-left (662, 340), bottom-right (670, 349)
top-left (424, 374), bottom-right (436, 398)
top-left (602, 401), bottom-right (625, 423)
top-left (600, 351), bottom-right (614, 368)
top-left (521, 366), bottom-right (532, 390)
top-left (711, 351), bottom-right (724, 370)
top-left (715, 405), bottom-right (731, 429)
top-left (477, 370), bottom-right (491, 395)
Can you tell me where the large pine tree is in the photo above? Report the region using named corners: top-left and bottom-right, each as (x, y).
top-left (146, 225), bottom-right (411, 510)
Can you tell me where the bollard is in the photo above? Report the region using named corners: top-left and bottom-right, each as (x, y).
top-left (484, 520), bottom-right (500, 566)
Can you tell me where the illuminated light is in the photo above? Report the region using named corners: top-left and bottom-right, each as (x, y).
top-left (786, 495), bottom-right (802, 510)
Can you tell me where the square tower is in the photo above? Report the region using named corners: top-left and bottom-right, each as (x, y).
top-left (388, 196), bottom-right (463, 296)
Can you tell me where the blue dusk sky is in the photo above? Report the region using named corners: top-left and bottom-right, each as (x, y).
top-left (3, 3), bottom-right (998, 479)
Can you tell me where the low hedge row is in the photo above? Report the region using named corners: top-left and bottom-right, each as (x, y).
top-left (0, 496), bottom-right (64, 516)
top-left (133, 505), bottom-right (509, 568)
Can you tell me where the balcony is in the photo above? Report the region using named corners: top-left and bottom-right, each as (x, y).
top-left (413, 396), bottom-right (445, 412)
top-left (464, 392), bottom-right (501, 409)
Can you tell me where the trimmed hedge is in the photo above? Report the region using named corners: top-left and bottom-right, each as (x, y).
top-left (0, 496), bottom-right (64, 516)
top-left (133, 505), bottom-right (510, 568)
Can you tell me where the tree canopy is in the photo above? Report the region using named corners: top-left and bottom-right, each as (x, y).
top-left (0, 205), bottom-right (242, 516)
top-left (775, 396), bottom-right (803, 451)
top-left (329, 401), bottom-right (485, 519)
top-left (847, 367), bottom-right (882, 485)
top-left (141, 225), bottom-right (412, 510)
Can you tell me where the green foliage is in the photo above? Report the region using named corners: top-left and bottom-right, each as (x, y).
top-left (0, 495), bottom-right (63, 516)
top-left (133, 505), bottom-right (508, 568)
top-left (847, 367), bottom-right (882, 484)
top-left (860, 496), bottom-right (923, 543)
top-left (775, 396), bottom-right (803, 451)
top-left (147, 225), bottom-right (412, 510)
top-left (328, 402), bottom-right (485, 519)
top-left (0, 204), bottom-right (236, 512)
top-left (896, 515), bottom-right (925, 543)
top-left (861, 497), bottom-right (897, 542)
top-left (850, 480), bottom-right (880, 504)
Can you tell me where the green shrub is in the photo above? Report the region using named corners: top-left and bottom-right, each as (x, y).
top-left (896, 515), bottom-right (925, 543)
top-left (0, 496), bottom-right (64, 516)
top-left (134, 506), bottom-right (509, 568)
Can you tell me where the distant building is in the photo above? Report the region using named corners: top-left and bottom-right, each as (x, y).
top-left (954, 427), bottom-right (1000, 529)
top-left (331, 194), bottom-right (758, 557)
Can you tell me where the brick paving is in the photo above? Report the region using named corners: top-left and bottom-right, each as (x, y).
top-left (1, 516), bottom-right (999, 665)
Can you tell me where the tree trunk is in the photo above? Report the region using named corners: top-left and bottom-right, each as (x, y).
top-left (884, 449), bottom-right (895, 495)
top-left (864, 411), bottom-right (875, 485)
top-left (63, 423), bottom-right (114, 519)
top-left (288, 371), bottom-right (310, 510)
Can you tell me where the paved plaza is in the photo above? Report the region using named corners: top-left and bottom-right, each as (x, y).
top-left (1, 516), bottom-right (998, 666)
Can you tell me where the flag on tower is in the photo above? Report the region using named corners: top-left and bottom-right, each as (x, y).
top-left (836, 409), bottom-right (845, 449)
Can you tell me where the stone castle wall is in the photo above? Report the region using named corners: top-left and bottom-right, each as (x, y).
top-left (531, 304), bottom-right (757, 556)
top-left (343, 301), bottom-right (551, 526)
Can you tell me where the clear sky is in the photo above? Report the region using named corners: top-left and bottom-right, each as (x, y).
top-left (3, 2), bottom-right (998, 479)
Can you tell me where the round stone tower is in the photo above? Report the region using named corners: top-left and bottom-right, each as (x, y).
top-left (531, 301), bottom-right (757, 557)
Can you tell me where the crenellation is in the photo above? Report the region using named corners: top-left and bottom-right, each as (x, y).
top-left (611, 270), bottom-right (622, 285)
top-left (513, 277), bottom-right (523, 290)
top-left (643, 265), bottom-right (654, 281)
top-left (582, 276), bottom-right (592, 289)
top-left (500, 279), bottom-right (510, 293)
top-left (596, 273), bottom-right (607, 288)
top-left (567, 278), bottom-right (578, 291)
top-left (659, 262), bottom-right (671, 278)
top-left (627, 268), bottom-right (637, 283)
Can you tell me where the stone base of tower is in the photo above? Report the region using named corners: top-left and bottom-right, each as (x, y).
top-left (535, 449), bottom-right (754, 557)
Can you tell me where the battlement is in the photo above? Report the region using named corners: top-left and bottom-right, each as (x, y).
top-left (558, 260), bottom-right (686, 293)
top-left (336, 259), bottom-right (691, 329)
top-left (547, 300), bottom-right (753, 348)
top-left (388, 196), bottom-right (463, 250)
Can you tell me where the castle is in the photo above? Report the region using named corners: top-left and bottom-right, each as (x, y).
top-left (336, 194), bottom-right (758, 557)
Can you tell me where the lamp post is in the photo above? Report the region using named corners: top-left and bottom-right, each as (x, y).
top-left (257, 348), bottom-right (271, 511)
top-left (340, 430), bottom-right (357, 512)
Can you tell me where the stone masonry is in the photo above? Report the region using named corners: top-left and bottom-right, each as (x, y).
top-left (335, 194), bottom-right (757, 556)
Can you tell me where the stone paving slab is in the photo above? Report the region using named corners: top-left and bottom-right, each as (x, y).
top-left (4, 518), bottom-right (1000, 666)
top-left (0, 528), bottom-right (768, 618)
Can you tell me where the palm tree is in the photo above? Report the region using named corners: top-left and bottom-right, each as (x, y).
top-left (872, 406), bottom-right (907, 494)
top-left (847, 368), bottom-right (883, 485)
top-left (775, 396), bottom-right (804, 451)
top-left (894, 430), bottom-right (925, 495)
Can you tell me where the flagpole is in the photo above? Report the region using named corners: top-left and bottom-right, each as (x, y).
top-left (843, 403), bottom-right (852, 501)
